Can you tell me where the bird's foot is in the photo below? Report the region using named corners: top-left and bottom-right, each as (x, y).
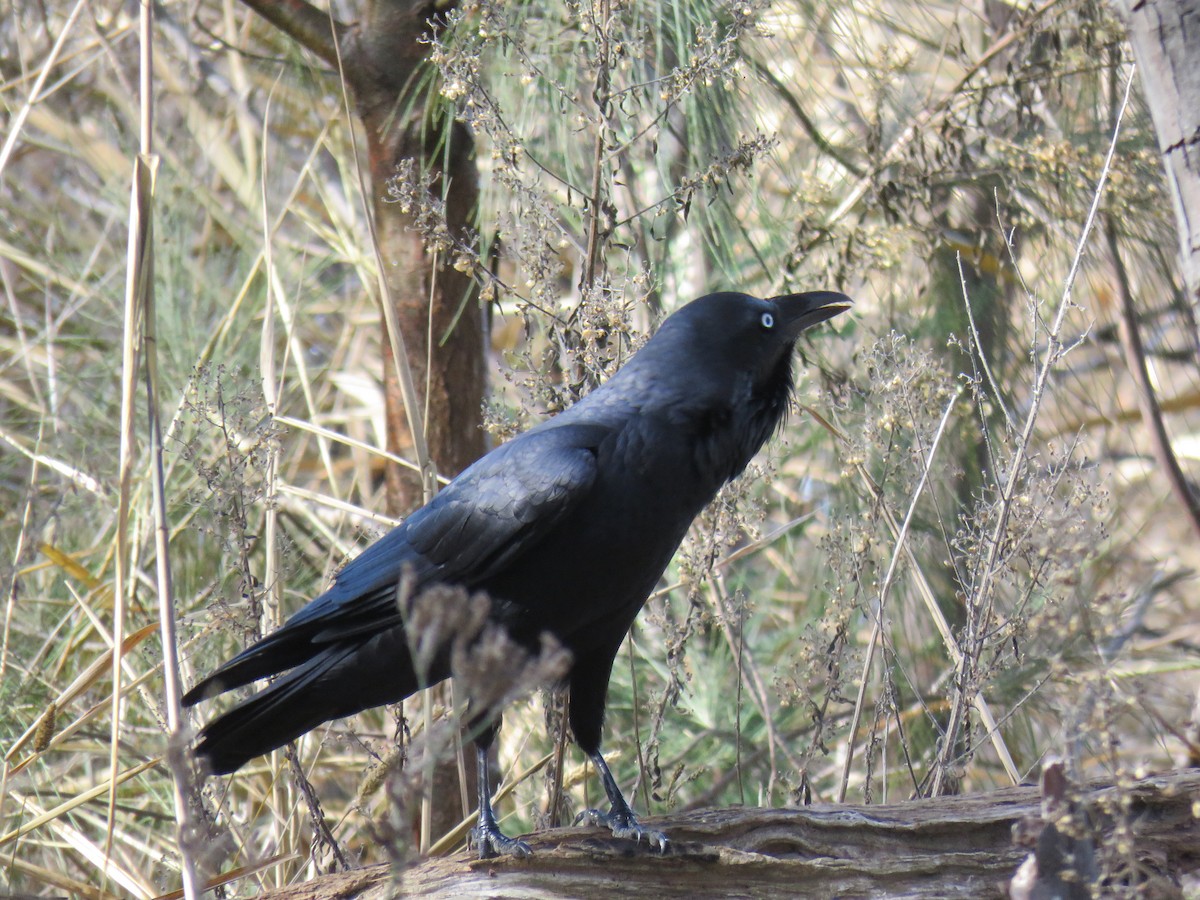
top-left (575, 804), bottom-right (669, 852)
top-left (469, 820), bottom-right (532, 860)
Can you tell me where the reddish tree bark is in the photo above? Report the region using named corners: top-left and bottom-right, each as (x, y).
top-left (242, 0), bottom-right (486, 511)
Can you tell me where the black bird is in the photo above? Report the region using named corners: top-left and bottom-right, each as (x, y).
top-left (183, 290), bottom-right (850, 858)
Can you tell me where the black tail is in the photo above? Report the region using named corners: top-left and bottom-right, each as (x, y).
top-left (194, 645), bottom-right (356, 773)
top-left (191, 626), bottom-right (437, 774)
top-left (182, 626), bottom-right (327, 708)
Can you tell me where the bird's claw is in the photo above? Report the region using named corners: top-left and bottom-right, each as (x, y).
top-left (469, 822), bottom-right (532, 860)
top-left (574, 806), bottom-right (669, 852)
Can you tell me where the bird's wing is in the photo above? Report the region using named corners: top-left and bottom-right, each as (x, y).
top-left (183, 421), bottom-right (605, 704)
top-left (280, 420), bottom-right (607, 643)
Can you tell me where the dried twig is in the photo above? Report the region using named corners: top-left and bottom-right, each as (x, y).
top-left (931, 66), bottom-right (1136, 796)
top-left (838, 386), bottom-right (961, 803)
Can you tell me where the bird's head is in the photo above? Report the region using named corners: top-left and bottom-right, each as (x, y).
top-left (645, 290), bottom-right (851, 390)
top-left (592, 289), bottom-right (850, 486)
top-left (594, 289), bottom-right (850, 440)
top-left (569, 289), bottom-right (851, 489)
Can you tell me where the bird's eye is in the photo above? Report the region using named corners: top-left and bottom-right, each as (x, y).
top-left (760, 312), bottom-right (774, 329)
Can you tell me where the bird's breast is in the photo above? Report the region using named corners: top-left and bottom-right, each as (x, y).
top-left (478, 428), bottom-right (713, 649)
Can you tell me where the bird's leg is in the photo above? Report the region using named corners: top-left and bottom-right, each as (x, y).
top-left (468, 740), bottom-right (531, 859)
top-left (575, 750), bottom-right (669, 852)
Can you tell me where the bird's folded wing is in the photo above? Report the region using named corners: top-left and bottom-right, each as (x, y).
top-left (275, 421), bottom-right (605, 643)
top-left (183, 422), bottom-right (605, 703)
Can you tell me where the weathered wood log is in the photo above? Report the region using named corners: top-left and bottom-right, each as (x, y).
top-left (255, 770), bottom-right (1200, 898)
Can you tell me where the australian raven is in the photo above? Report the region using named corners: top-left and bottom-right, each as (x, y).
top-left (184, 290), bottom-right (850, 857)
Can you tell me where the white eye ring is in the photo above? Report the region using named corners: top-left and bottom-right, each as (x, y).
top-left (760, 312), bottom-right (774, 329)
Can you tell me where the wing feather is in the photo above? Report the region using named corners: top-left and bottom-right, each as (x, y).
top-left (184, 421), bottom-right (606, 703)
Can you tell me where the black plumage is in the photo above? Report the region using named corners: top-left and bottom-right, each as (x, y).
top-left (184, 289), bottom-right (850, 857)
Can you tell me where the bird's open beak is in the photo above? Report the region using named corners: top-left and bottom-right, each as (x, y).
top-left (771, 291), bottom-right (853, 336)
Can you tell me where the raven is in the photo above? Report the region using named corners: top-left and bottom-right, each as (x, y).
top-left (184, 289), bottom-right (850, 858)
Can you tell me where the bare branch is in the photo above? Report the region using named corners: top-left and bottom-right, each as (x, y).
top-left (1107, 217), bottom-right (1200, 543)
top-left (239, 0), bottom-right (344, 67)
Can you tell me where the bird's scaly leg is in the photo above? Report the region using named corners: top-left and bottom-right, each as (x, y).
top-left (575, 750), bottom-right (669, 851)
top-left (469, 743), bottom-right (531, 859)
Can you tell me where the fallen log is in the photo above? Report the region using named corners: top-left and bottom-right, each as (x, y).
top-left (253, 769), bottom-right (1200, 898)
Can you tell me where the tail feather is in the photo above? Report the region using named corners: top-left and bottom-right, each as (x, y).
top-left (194, 647), bottom-right (355, 774)
top-left (182, 628), bottom-right (321, 708)
top-left (183, 583), bottom-right (407, 707)
top-left (193, 626), bottom-right (433, 774)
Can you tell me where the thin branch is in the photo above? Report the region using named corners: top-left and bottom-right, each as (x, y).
top-left (825, 0), bottom-right (1063, 226)
top-left (1107, 218), bottom-right (1200, 543)
top-left (958, 253), bottom-right (1015, 433)
top-left (142, 161), bottom-right (201, 900)
top-left (745, 55), bottom-right (863, 178)
top-left (0, 0), bottom-right (87, 181)
top-left (131, 0), bottom-right (201, 891)
top-left (709, 574), bottom-right (798, 797)
top-left (239, 0), bottom-right (344, 66)
top-left (806, 407), bottom-right (1021, 788)
top-left (580, 0), bottom-right (614, 294)
top-left (931, 65), bottom-right (1136, 796)
top-left (837, 386), bottom-right (961, 804)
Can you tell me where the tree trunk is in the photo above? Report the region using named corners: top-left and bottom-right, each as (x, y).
top-left (346, 3), bottom-right (486, 511)
top-left (253, 770), bottom-right (1200, 899)
top-left (1107, 2), bottom-right (1200, 538)
top-left (241, 0), bottom-right (487, 510)
top-left (1112, 0), bottom-right (1200, 304)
